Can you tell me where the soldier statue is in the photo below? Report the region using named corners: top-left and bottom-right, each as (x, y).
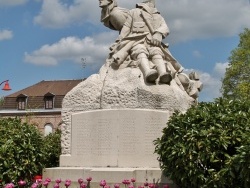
top-left (99, 0), bottom-right (202, 99)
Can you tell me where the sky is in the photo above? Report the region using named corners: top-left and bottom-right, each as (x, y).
top-left (0, 0), bottom-right (250, 102)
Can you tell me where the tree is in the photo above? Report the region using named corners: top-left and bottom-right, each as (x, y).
top-left (0, 117), bottom-right (62, 185)
top-left (221, 28), bottom-right (250, 99)
top-left (0, 118), bottom-right (45, 184)
top-left (154, 98), bottom-right (250, 188)
top-left (42, 129), bottom-right (61, 168)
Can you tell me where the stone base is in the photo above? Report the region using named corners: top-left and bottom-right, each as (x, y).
top-left (61, 64), bottom-right (194, 155)
top-left (43, 167), bottom-right (177, 188)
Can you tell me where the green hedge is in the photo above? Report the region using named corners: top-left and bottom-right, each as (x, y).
top-left (154, 98), bottom-right (250, 188)
top-left (42, 129), bottom-right (61, 168)
top-left (0, 118), bottom-right (61, 184)
top-left (0, 118), bottom-right (44, 184)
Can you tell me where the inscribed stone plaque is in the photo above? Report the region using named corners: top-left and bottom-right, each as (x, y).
top-left (60, 109), bottom-right (170, 168)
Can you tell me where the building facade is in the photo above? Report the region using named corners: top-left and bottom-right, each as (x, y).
top-left (0, 80), bottom-right (82, 135)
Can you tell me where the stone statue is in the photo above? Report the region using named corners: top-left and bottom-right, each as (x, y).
top-left (178, 72), bottom-right (203, 101)
top-left (58, 1), bottom-right (205, 166)
top-left (99, 0), bottom-right (202, 99)
top-left (99, 0), bottom-right (128, 31)
top-left (111, 0), bottom-right (174, 84)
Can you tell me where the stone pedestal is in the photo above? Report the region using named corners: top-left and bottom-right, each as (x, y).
top-left (43, 62), bottom-right (194, 188)
top-left (43, 109), bottom-right (175, 187)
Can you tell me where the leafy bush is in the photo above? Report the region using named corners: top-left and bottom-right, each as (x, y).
top-left (154, 98), bottom-right (250, 188)
top-left (0, 118), bottom-right (44, 184)
top-left (42, 129), bottom-right (61, 168)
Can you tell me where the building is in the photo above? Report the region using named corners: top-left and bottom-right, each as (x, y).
top-left (0, 79), bottom-right (82, 135)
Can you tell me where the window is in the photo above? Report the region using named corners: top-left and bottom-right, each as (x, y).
top-left (45, 96), bottom-right (54, 109)
top-left (44, 123), bottom-right (53, 136)
top-left (44, 93), bottom-right (55, 109)
top-left (16, 95), bottom-right (27, 110)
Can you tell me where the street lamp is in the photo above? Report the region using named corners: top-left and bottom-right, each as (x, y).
top-left (0, 80), bottom-right (11, 91)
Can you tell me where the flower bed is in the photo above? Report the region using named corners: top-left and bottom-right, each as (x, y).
top-left (2, 177), bottom-right (171, 188)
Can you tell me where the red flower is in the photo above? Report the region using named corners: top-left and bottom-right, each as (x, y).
top-left (114, 184), bottom-right (120, 188)
top-left (131, 178), bottom-right (136, 183)
top-left (144, 182), bottom-right (148, 187)
top-left (80, 183), bottom-right (87, 188)
top-left (53, 183), bottom-right (60, 188)
top-left (122, 179), bottom-right (130, 185)
top-left (100, 180), bottom-right (107, 187)
top-left (86, 177), bottom-right (92, 182)
top-left (36, 179), bottom-right (43, 184)
top-left (163, 185), bottom-right (170, 188)
top-left (148, 184), bottom-right (155, 188)
top-left (56, 179), bottom-right (62, 184)
top-left (65, 179), bottom-right (71, 187)
top-left (31, 183), bottom-right (39, 188)
top-left (5, 183), bottom-right (15, 188)
top-left (45, 178), bottom-right (51, 182)
top-left (78, 178), bottom-right (84, 184)
top-left (34, 175), bottom-right (42, 181)
top-left (18, 180), bottom-right (26, 187)
top-left (43, 181), bottom-right (50, 187)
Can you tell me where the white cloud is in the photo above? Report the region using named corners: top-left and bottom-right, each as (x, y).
top-left (161, 0), bottom-right (250, 43)
top-left (194, 62), bottom-right (229, 101)
top-left (24, 31), bottom-right (117, 68)
top-left (0, 30), bottom-right (13, 41)
top-left (34, 0), bottom-right (99, 28)
top-left (0, 0), bottom-right (28, 6)
top-left (34, 0), bottom-right (250, 43)
top-left (192, 50), bottom-right (202, 58)
top-left (199, 72), bottom-right (222, 101)
top-left (213, 62), bottom-right (229, 78)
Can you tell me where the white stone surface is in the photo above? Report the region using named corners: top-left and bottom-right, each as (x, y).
top-left (43, 167), bottom-right (176, 188)
top-left (60, 109), bottom-right (170, 168)
top-left (61, 62), bottom-right (195, 155)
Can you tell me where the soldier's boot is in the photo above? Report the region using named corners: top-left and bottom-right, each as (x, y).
top-left (152, 55), bottom-right (172, 84)
top-left (187, 80), bottom-right (199, 99)
top-left (138, 54), bottom-right (158, 83)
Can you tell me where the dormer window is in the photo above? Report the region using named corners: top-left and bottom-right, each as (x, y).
top-left (16, 94), bottom-right (27, 110)
top-left (44, 92), bottom-right (55, 109)
top-left (45, 97), bottom-right (53, 109)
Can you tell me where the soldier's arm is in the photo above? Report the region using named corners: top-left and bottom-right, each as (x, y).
top-left (117, 12), bottom-right (132, 40)
top-left (154, 16), bottom-right (169, 39)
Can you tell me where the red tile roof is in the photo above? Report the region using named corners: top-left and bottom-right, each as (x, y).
top-left (6, 79), bottom-right (83, 97)
top-left (1, 79), bottom-right (83, 110)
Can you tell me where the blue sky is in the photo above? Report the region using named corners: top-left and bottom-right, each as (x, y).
top-left (0, 0), bottom-right (250, 102)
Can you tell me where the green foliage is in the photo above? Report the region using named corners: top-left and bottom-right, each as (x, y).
top-left (0, 97), bottom-right (4, 107)
top-left (0, 118), bottom-right (44, 184)
top-left (0, 118), bottom-right (61, 184)
top-left (222, 28), bottom-right (250, 100)
top-left (154, 98), bottom-right (250, 188)
top-left (42, 129), bottom-right (61, 168)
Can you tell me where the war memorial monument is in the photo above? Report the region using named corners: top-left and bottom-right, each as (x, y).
top-left (43, 0), bottom-right (202, 187)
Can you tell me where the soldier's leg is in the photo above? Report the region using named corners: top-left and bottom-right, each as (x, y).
top-left (152, 55), bottom-right (172, 84)
top-left (138, 53), bottom-right (158, 83)
top-left (131, 44), bottom-right (158, 83)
